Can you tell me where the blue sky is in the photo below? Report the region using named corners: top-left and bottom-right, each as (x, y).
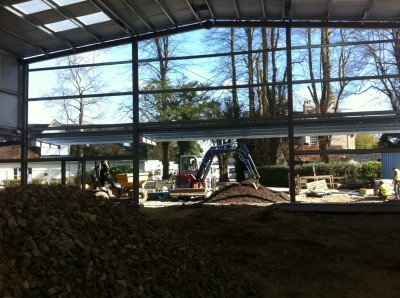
top-left (27, 29), bottom-right (390, 124)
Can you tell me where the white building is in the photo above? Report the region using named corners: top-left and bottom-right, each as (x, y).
top-left (0, 120), bottom-right (160, 185)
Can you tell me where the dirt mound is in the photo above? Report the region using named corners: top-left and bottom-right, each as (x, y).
top-left (206, 180), bottom-right (290, 205)
top-left (0, 185), bottom-right (257, 297)
top-left (140, 203), bottom-right (400, 297)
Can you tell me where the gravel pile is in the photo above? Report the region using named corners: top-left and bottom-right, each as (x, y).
top-left (0, 185), bottom-right (256, 298)
top-left (206, 181), bottom-right (290, 205)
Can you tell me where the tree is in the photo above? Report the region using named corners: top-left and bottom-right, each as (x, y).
top-left (176, 141), bottom-right (202, 157)
top-left (147, 142), bottom-right (176, 161)
top-left (204, 27), bottom-right (288, 167)
top-left (45, 51), bottom-right (109, 175)
top-left (119, 36), bottom-right (182, 179)
top-left (359, 29), bottom-right (400, 110)
top-left (139, 79), bottom-right (219, 154)
top-left (152, 37), bottom-right (173, 179)
top-left (203, 28), bottom-right (243, 181)
top-left (302, 28), bottom-right (357, 162)
top-left (46, 51), bottom-right (109, 125)
top-left (138, 79), bottom-right (214, 122)
top-left (355, 134), bottom-right (378, 149)
top-left (252, 27), bottom-right (287, 165)
top-left (168, 80), bottom-right (220, 121)
top-left (120, 36), bottom-right (212, 178)
top-left (378, 134), bottom-right (400, 148)
top-left (238, 27), bottom-right (287, 166)
top-left (204, 28), bottom-right (242, 118)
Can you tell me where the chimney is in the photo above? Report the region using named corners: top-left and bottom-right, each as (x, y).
top-left (303, 100), bottom-right (313, 113)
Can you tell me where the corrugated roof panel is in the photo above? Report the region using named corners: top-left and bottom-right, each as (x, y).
top-left (0, 1), bottom-right (400, 59)
top-left (368, 2), bottom-right (400, 20)
top-left (292, 2), bottom-right (328, 18)
top-left (107, 8), bottom-right (150, 33)
top-left (29, 10), bottom-right (67, 24)
top-left (264, 1), bottom-right (285, 18)
top-left (28, 35), bottom-right (70, 52)
top-left (57, 28), bottom-right (98, 43)
top-left (167, 0), bottom-right (190, 11)
top-left (237, 1), bottom-right (264, 17)
top-left (330, 2), bottom-right (370, 19)
top-left (212, 0), bottom-right (237, 17)
top-left (88, 22), bottom-right (127, 38)
top-left (0, 5), bottom-right (22, 22)
top-left (0, 35), bottom-right (25, 51)
top-left (1, 16), bottom-right (36, 33)
top-left (171, 5), bottom-right (198, 23)
top-left (140, 1), bottom-right (166, 18)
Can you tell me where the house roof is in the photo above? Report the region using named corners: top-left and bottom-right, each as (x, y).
top-left (0, 145), bottom-right (40, 159)
top-left (1, 0), bottom-right (400, 61)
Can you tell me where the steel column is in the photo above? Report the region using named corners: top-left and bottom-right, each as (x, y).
top-left (61, 160), bottom-right (66, 185)
top-left (286, 24), bottom-right (296, 203)
top-left (20, 63), bottom-right (29, 185)
top-left (132, 41), bottom-right (140, 205)
top-left (81, 160), bottom-right (86, 190)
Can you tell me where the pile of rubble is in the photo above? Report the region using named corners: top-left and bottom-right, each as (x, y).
top-left (0, 185), bottom-right (257, 297)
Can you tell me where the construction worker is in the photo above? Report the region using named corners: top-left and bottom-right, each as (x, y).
top-left (99, 160), bottom-right (115, 187)
top-left (378, 180), bottom-right (391, 200)
top-left (393, 168), bottom-right (400, 199)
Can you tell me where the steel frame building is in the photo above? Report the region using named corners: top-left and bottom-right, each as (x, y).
top-left (1, 0), bottom-right (400, 204)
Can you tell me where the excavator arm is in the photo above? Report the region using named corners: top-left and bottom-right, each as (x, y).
top-left (195, 142), bottom-right (260, 182)
top-left (170, 142), bottom-right (260, 199)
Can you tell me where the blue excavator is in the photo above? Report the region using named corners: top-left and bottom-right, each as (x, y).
top-left (169, 142), bottom-right (260, 199)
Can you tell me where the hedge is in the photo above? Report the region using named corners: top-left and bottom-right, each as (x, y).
top-left (256, 161), bottom-right (381, 187)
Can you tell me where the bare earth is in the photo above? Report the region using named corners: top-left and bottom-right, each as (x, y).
top-left (141, 182), bottom-right (400, 297)
top-left (2, 184), bottom-right (400, 297)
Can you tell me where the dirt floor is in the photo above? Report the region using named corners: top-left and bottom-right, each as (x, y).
top-left (141, 182), bottom-right (400, 297)
top-left (2, 183), bottom-right (400, 297)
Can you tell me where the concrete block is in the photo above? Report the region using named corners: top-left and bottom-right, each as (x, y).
top-left (359, 188), bottom-right (374, 195)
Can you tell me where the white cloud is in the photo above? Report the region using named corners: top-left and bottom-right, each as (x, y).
top-left (341, 90), bottom-right (390, 112)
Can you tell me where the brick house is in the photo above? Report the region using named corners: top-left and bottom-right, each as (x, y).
top-left (298, 100), bottom-right (356, 149)
top-left (281, 100), bottom-right (356, 164)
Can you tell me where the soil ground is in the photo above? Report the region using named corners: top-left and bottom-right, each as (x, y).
top-left (3, 183), bottom-right (400, 297)
top-left (140, 182), bottom-right (400, 297)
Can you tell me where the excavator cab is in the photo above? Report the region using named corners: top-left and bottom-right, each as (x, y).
top-left (180, 156), bottom-right (200, 174)
top-left (175, 155), bottom-right (205, 189)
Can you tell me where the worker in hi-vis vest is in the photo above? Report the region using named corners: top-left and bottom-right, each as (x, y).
top-left (393, 168), bottom-right (400, 199)
top-left (378, 181), bottom-right (391, 200)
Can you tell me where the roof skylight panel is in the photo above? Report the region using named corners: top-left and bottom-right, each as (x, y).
top-left (12, 0), bottom-right (51, 14)
top-left (77, 12), bottom-right (111, 25)
top-left (52, 0), bottom-right (86, 6)
top-left (45, 19), bottom-right (78, 32)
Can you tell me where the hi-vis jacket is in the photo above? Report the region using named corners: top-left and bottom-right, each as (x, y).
top-left (394, 168), bottom-right (400, 182)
